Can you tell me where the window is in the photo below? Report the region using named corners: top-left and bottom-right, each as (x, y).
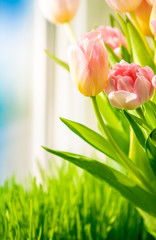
top-left (0, 0), bottom-right (113, 181)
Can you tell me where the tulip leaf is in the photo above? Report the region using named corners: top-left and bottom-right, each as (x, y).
top-left (45, 50), bottom-right (70, 72)
top-left (143, 101), bottom-right (156, 129)
top-left (126, 20), bottom-right (155, 70)
top-left (120, 44), bottom-right (131, 63)
top-left (109, 14), bottom-right (123, 32)
top-left (105, 125), bottom-right (129, 155)
top-left (146, 129), bottom-right (156, 175)
top-left (96, 93), bottom-right (120, 128)
top-left (152, 90), bottom-right (156, 104)
top-left (96, 93), bottom-right (129, 132)
top-left (124, 112), bottom-right (152, 132)
top-left (42, 146), bottom-right (156, 216)
top-left (124, 111), bottom-right (146, 148)
top-left (60, 117), bottom-right (119, 162)
top-left (116, 14), bottom-right (131, 53)
top-left (105, 43), bottom-right (120, 67)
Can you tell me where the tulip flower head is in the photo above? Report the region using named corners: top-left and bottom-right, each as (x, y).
top-left (132, 0), bottom-right (152, 36)
top-left (97, 26), bottom-right (127, 58)
top-left (68, 31), bottom-right (109, 96)
top-left (105, 0), bottom-right (142, 12)
top-left (39, 0), bottom-right (80, 24)
top-left (105, 61), bottom-right (155, 110)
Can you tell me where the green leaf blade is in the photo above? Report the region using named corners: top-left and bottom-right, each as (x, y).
top-left (109, 14), bottom-right (123, 32)
top-left (124, 111), bottom-right (146, 148)
top-left (126, 20), bottom-right (155, 70)
top-left (143, 101), bottom-right (156, 129)
top-left (124, 112), bottom-right (152, 132)
top-left (45, 50), bottom-right (70, 71)
top-left (43, 147), bottom-right (156, 217)
top-left (60, 117), bottom-right (119, 161)
top-left (120, 44), bottom-right (131, 63)
top-left (96, 93), bottom-right (129, 132)
top-left (146, 129), bottom-right (156, 175)
top-left (105, 43), bottom-right (120, 67)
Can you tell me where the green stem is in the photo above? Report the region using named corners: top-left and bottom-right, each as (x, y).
top-left (128, 12), bottom-right (153, 58)
top-left (129, 127), bottom-right (135, 160)
top-left (91, 96), bottom-right (126, 162)
top-left (91, 96), bottom-right (156, 195)
top-left (152, 89), bottom-right (156, 103)
top-left (64, 22), bottom-right (76, 44)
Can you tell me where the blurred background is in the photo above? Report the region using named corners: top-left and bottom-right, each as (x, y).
top-left (0, 0), bottom-right (113, 182)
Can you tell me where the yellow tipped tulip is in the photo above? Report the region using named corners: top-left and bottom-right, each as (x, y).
top-left (68, 31), bottom-right (109, 97)
top-left (134, 0), bottom-right (152, 36)
top-left (105, 0), bottom-right (142, 12)
top-left (39, 0), bottom-right (80, 24)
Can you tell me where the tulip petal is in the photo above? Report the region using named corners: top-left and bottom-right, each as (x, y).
top-left (137, 66), bottom-right (154, 82)
top-left (117, 76), bottom-right (134, 92)
top-left (108, 91), bottom-right (138, 109)
top-left (68, 39), bottom-right (108, 96)
top-left (105, 0), bottom-right (142, 12)
top-left (68, 45), bottom-right (89, 91)
top-left (39, 0), bottom-right (80, 24)
top-left (105, 77), bottom-right (116, 94)
top-left (152, 75), bottom-right (156, 88)
top-left (134, 76), bottom-right (152, 103)
top-left (151, 19), bottom-right (156, 35)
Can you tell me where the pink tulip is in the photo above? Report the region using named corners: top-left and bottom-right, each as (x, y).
top-left (79, 26), bottom-right (127, 58)
top-left (39, 0), bottom-right (80, 24)
top-left (105, 0), bottom-right (142, 12)
top-left (97, 26), bottom-right (127, 58)
top-left (105, 61), bottom-right (155, 109)
top-left (68, 31), bottom-right (109, 96)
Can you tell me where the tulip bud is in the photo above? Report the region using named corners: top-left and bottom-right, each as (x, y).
top-left (105, 0), bottom-right (142, 12)
top-left (150, 0), bottom-right (156, 35)
top-left (129, 0), bottom-right (152, 36)
top-left (68, 31), bottom-right (109, 97)
top-left (39, 0), bottom-right (80, 24)
top-left (97, 26), bottom-right (127, 58)
top-left (105, 60), bottom-right (155, 110)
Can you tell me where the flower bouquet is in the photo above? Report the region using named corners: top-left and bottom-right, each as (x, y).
top-left (39, 0), bottom-right (156, 236)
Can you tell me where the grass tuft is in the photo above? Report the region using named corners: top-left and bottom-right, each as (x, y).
top-left (0, 163), bottom-right (154, 240)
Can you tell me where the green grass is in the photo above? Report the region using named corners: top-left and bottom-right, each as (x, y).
top-left (0, 163), bottom-right (154, 240)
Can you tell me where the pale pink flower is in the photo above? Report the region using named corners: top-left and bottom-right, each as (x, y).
top-left (105, 61), bottom-right (155, 109)
top-left (39, 0), bottom-right (80, 24)
top-left (79, 26), bottom-right (127, 58)
top-left (105, 0), bottom-right (142, 12)
top-left (97, 26), bottom-right (127, 58)
top-left (68, 31), bottom-right (108, 96)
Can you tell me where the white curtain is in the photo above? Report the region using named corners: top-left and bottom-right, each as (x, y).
top-left (32, 0), bottom-right (113, 175)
